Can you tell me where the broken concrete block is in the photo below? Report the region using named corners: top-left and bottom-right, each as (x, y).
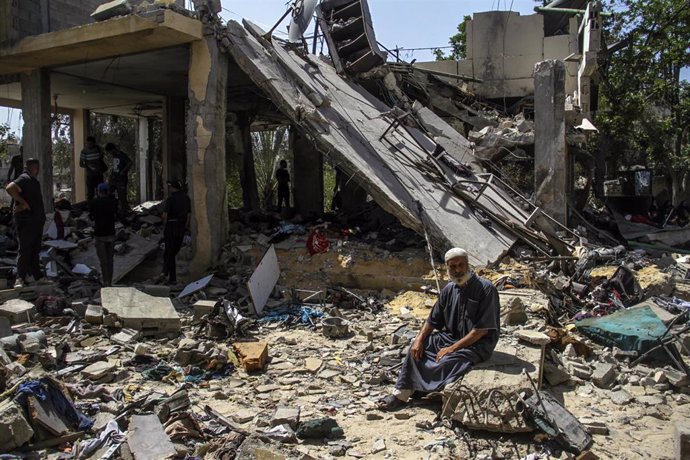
top-left (0, 289), bottom-right (19, 304)
top-left (0, 299), bottom-right (35, 324)
top-left (653, 370), bottom-right (668, 384)
top-left (111, 328), bottom-right (141, 345)
top-left (101, 287), bottom-right (181, 336)
top-left (591, 363), bottom-right (616, 388)
top-left (0, 331), bottom-right (46, 353)
top-left (82, 361), bottom-right (116, 381)
top-left (582, 420), bottom-right (609, 436)
top-left (233, 342), bottom-right (268, 372)
top-left (568, 362), bottom-right (592, 379)
top-left (515, 330), bottom-right (550, 346)
top-left (271, 406), bottom-right (300, 429)
top-left (305, 357), bottom-right (323, 373)
top-left (127, 414), bottom-right (176, 460)
top-left (85, 305), bottom-right (103, 324)
top-left (543, 362), bottom-right (571, 386)
top-left (665, 368), bottom-right (690, 387)
top-left (609, 389), bottom-right (634, 405)
top-left (0, 399), bottom-right (34, 452)
top-left (192, 299), bottom-right (217, 322)
top-left (500, 297), bottom-right (528, 326)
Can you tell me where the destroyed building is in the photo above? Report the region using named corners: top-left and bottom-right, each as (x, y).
top-left (0, 0), bottom-right (690, 459)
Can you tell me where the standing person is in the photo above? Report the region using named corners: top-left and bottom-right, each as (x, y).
top-left (79, 136), bottom-right (106, 201)
top-left (89, 183), bottom-right (118, 287)
top-left (105, 143), bottom-right (133, 215)
top-left (275, 159), bottom-right (290, 212)
top-left (7, 146), bottom-right (23, 183)
top-left (5, 158), bottom-right (46, 289)
top-left (377, 248), bottom-right (500, 410)
top-left (161, 179), bottom-right (191, 285)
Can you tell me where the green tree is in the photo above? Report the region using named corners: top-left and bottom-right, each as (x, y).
top-left (597, 0), bottom-right (690, 203)
top-left (252, 127), bottom-right (290, 210)
top-left (433, 15), bottom-right (471, 61)
top-left (0, 123), bottom-right (18, 162)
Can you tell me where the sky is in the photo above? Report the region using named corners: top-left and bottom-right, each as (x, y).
top-left (0, 0), bottom-right (551, 137)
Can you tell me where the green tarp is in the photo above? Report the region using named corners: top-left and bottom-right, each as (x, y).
top-left (575, 304), bottom-right (667, 355)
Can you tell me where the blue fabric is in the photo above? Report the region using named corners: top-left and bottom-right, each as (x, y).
top-left (259, 305), bottom-right (324, 325)
top-left (17, 378), bottom-right (94, 431)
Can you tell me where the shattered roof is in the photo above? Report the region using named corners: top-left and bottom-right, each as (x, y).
top-left (222, 20), bottom-right (564, 266)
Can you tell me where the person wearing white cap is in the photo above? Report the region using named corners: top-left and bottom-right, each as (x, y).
top-left (378, 247), bottom-right (500, 410)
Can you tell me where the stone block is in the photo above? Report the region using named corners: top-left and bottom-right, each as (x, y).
top-left (0, 399), bottom-right (34, 453)
top-left (608, 389), bottom-right (634, 405)
top-left (675, 420), bottom-right (690, 460)
top-left (111, 328), bottom-right (141, 345)
top-left (665, 368), bottom-right (689, 387)
top-left (0, 299), bottom-right (35, 324)
top-left (85, 305), bottom-right (103, 324)
top-left (544, 362), bottom-right (571, 386)
top-left (591, 363), bottom-right (616, 388)
top-left (515, 330), bottom-right (550, 346)
top-left (100, 287), bottom-right (180, 336)
top-left (271, 406), bottom-right (300, 429)
top-left (192, 300), bottom-right (217, 322)
top-left (127, 414), bottom-right (176, 460)
top-left (82, 361), bottom-right (116, 381)
top-left (233, 341), bottom-right (268, 372)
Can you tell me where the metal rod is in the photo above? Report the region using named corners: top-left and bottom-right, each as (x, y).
top-left (534, 6), bottom-right (612, 15)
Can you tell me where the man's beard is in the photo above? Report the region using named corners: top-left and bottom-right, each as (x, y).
top-left (450, 271), bottom-right (472, 286)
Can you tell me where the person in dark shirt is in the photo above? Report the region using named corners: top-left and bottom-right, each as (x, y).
top-left (105, 143), bottom-right (133, 216)
top-left (161, 179), bottom-right (191, 284)
top-left (89, 183), bottom-right (118, 287)
top-left (5, 158), bottom-right (46, 289)
top-left (378, 247), bottom-right (500, 410)
top-left (275, 159), bottom-right (290, 212)
top-left (80, 136), bottom-right (106, 201)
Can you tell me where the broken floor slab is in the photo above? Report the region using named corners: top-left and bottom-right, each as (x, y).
top-left (71, 231), bottom-right (159, 284)
top-left (0, 299), bottom-right (36, 324)
top-left (127, 414), bottom-right (176, 460)
top-left (100, 287), bottom-right (181, 336)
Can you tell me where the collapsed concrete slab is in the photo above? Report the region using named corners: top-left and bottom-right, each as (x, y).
top-left (100, 287), bottom-right (180, 337)
top-left (222, 20), bottom-right (535, 266)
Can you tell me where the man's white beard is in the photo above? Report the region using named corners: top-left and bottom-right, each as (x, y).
top-left (450, 271), bottom-right (472, 286)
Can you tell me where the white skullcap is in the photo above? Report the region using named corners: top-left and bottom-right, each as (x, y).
top-left (444, 248), bottom-right (468, 262)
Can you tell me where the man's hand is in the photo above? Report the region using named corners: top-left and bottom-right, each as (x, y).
top-left (13, 201), bottom-right (29, 213)
top-left (435, 345), bottom-right (457, 362)
top-left (411, 339), bottom-right (424, 361)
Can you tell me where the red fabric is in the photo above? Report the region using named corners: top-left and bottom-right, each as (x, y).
top-left (307, 229), bottom-right (329, 255)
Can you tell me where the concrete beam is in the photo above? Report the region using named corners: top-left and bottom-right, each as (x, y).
top-left (291, 128), bottom-right (323, 215)
top-left (534, 60), bottom-right (568, 225)
top-left (236, 112), bottom-right (260, 210)
top-left (0, 10), bottom-right (202, 76)
top-left (20, 69), bottom-right (53, 211)
top-left (186, 36), bottom-right (228, 276)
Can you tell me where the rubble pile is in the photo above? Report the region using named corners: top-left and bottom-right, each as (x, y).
top-left (0, 208), bottom-right (690, 458)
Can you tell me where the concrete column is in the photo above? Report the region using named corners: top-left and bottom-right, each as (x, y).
top-left (236, 112), bottom-right (260, 210)
top-left (71, 109), bottom-right (88, 202)
top-left (291, 128), bottom-right (323, 215)
top-left (534, 60), bottom-right (568, 225)
top-left (162, 96), bottom-right (186, 185)
top-left (20, 69), bottom-right (53, 211)
top-left (137, 117), bottom-right (149, 202)
top-left (186, 36), bottom-right (228, 276)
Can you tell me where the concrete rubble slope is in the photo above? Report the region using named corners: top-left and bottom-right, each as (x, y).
top-left (222, 19), bottom-right (526, 266)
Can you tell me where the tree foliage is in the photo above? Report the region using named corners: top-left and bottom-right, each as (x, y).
top-left (433, 15), bottom-right (471, 61)
top-left (252, 127), bottom-right (290, 210)
top-left (597, 0), bottom-right (690, 201)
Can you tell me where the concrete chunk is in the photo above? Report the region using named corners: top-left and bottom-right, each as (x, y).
top-left (85, 305), bottom-right (103, 324)
top-left (100, 287), bottom-right (180, 336)
top-left (591, 363), bottom-right (616, 388)
top-left (233, 341), bottom-right (268, 372)
top-left (515, 330), bottom-right (550, 346)
top-left (271, 406), bottom-right (300, 429)
top-left (0, 399), bottom-right (34, 453)
top-left (0, 299), bottom-right (35, 324)
top-left (192, 299), bottom-right (217, 322)
top-left (127, 414), bottom-right (176, 460)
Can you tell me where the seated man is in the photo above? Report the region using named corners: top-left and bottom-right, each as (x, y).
top-left (378, 247), bottom-right (500, 410)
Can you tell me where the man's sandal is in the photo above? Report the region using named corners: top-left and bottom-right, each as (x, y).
top-left (377, 394), bottom-right (405, 411)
